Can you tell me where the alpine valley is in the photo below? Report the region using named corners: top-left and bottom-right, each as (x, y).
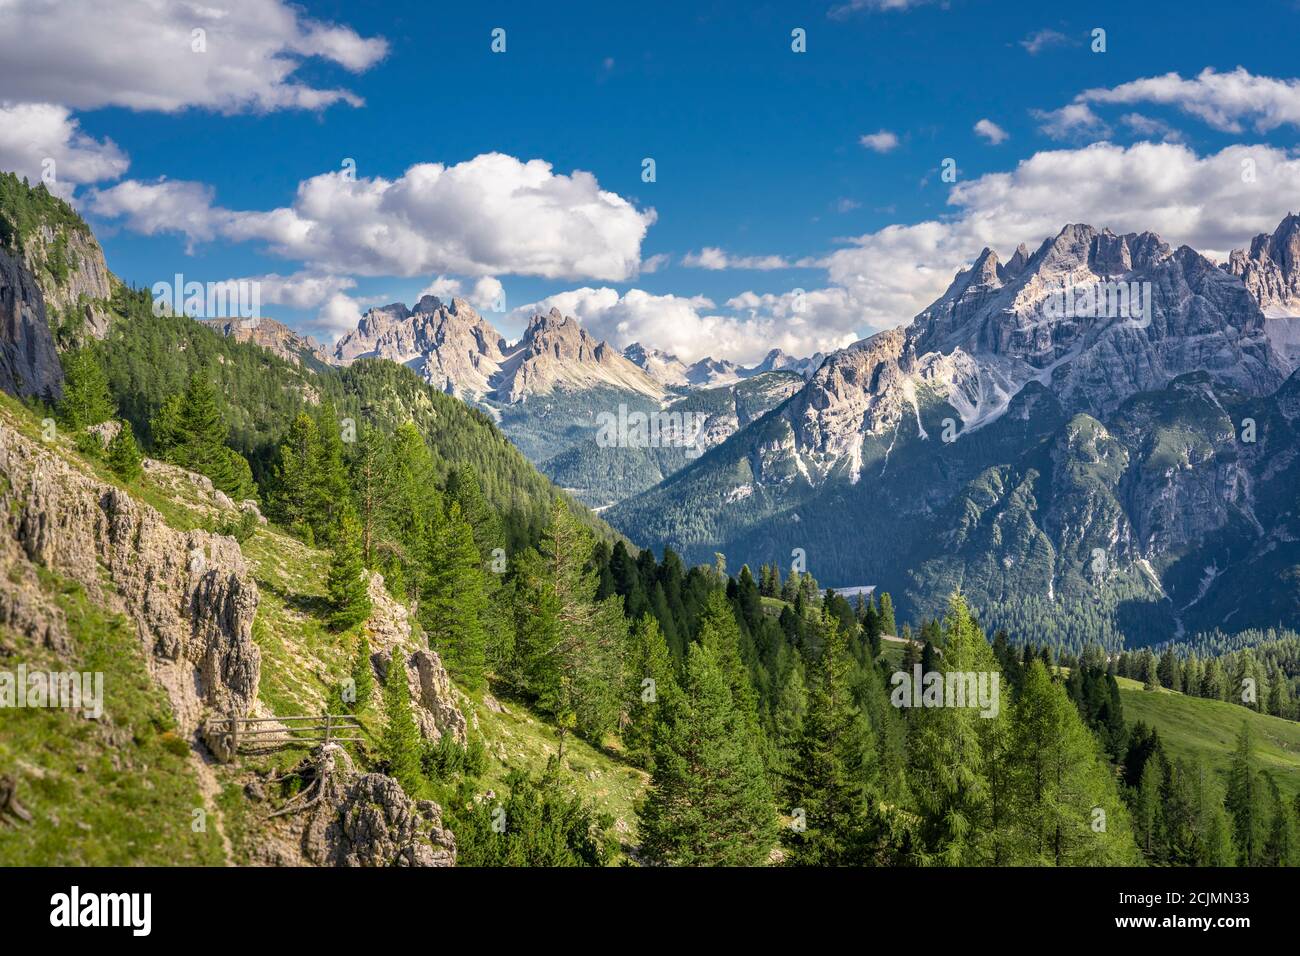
top-left (302, 214), bottom-right (1300, 652)
top-left (609, 215), bottom-right (1300, 651)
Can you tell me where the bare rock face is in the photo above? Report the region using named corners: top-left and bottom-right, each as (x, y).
top-left (334, 296), bottom-right (508, 399)
top-left (362, 572), bottom-right (468, 745)
top-left (0, 417), bottom-right (260, 732)
top-left (409, 648), bottom-right (469, 745)
top-left (22, 225), bottom-right (114, 339)
top-left (0, 246), bottom-right (63, 401)
top-left (371, 645), bottom-right (468, 746)
top-left (300, 747), bottom-right (455, 867)
top-left (202, 317), bottom-right (331, 368)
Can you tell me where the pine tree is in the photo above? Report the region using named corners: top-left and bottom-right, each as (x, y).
top-left (906, 592), bottom-right (1007, 865)
top-left (160, 371), bottom-right (256, 500)
top-left (877, 592), bottom-right (896, 636)
top-left (1006, 660), bottom-right (1140, 865)
top-left (622, 614), bottom-right (678, 770)
top-left (271, 412), bottom-right (323, 539)
top-left (420, 502), bottom-right (489, 691)
top-left (381, 652), bottom-right (423, 795)
top-left (637, 642), bottom-right (777, 866)
top-left (510, 499), bottom-right (624, 743)
top-left (326, 511), bottom-right (371, 631)
top-left (1225, 722), bottom-right (1268, 865)
top-left (314, 400), bottom-right (350, 538)
top-left (57, 348), bottom-right (114, 430)
top-left (106, 419), bottom-right (142, 482)
top-left (696, 589), bottom-right (762, 742)
top-left (783, 610), bottom-right (879, 865)
top-left (350, 634), bottom-right (375, 711)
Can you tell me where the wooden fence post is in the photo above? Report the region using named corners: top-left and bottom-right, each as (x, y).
top-left (229, 708), bottom-right (240, 758)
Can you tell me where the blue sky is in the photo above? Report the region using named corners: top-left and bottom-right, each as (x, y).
top-left (5, 0), bottom-right (1300, 362)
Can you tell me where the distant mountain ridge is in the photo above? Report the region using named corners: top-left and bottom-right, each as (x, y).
top-left (606, 214), bottom-right (1300, 651)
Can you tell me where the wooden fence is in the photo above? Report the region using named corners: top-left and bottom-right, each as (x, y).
top-left (209, 713), bottom-right (364, 760)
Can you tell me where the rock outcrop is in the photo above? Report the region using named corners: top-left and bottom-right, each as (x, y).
top-left (363, 572), bottom-right (468, 745)
top-left (299, 746), bottom-right (456, 867)
top-left (0, 414), bottom-right (260, 733)
top-left (0, 246), bottom-right (63, 401)
top-left (22, 224), bottom-right (113, 338)
top-left (202, 317), bottom-right (331, 368)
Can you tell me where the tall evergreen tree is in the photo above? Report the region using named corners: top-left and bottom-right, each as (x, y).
top-left (782, 610), bottom-right (880, 865)
top-left (637, 642), bottom-right (777, 866)
top-left (381, 651), bottom-right (423, 795)
top-left (58, 348), bottom-right (115, 430)
top-left (420, 502), bottom-right (489, 691)
top-left (106, 419), bottom-right (143, 482)
top-left (326, 510), bottom-right (372, 631)
top-left (621, 614), bottom-right (679, 771)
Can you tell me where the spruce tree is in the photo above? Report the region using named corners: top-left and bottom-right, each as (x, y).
top-left (510, 499), bottom-right (624, 743)
top-left (106, 420), bottom-right (143, 482)
top-left (271, 412), bottom-right (323, 540)
top-left (1225, 722), bottom-right (1268, 865)
top-left (58, 348), bottom-right (115, 430)
top-left (622, 614), bottom-right (678, 770)
top-left (783, 610), bottom-right (879, 865)
top-left (637, 642), bottom-right (777, 866)
top-left (326, 511), bottom-right (372, 631)
top-left (381, 652), bottom-right (423, 795)
top-left (350, 634), bottom-right (375, 711)
top-left (420, 502), bottom-right (489, 691)
top-left (1010, 659), bottom-right (1140, 864)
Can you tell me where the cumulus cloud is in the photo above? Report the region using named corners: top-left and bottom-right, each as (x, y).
top-left (243, 272), bottom-right (356, 310)
top-left (1033, 103), bottom-right (1111, 141)
top-left (823, 141), bottom-right (1300, 331)
top-left (860, 130), bottom-right (901, 153)
top-left (974, 119), bottom-right (1009, 144)
top-left (315, 292), bottom-right (366, 341)
top-left (0, 103), bottom-right (128, 195)
top-left (1120, 113), bottom-right (1184, 143)
top-left (418, 275), bottom-right (506, 312)
top-left (88, 153), bottom-right (656, 280)
top-left (1077, 67), bottom-right (1300, 134)
top-left (506, 286), bottom-right (863, 365)
top-left (681, 247), bottom-right (792, 270)
top-left (0, 0), bottom-right (386, 114)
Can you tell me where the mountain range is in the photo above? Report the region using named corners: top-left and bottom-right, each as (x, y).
top-left (324, 295), bottom-right (824, 508)
top-left (607, 214), bottom-right (1300, 649)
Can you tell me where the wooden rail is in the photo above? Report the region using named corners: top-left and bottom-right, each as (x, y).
top-left (210, 713), bottom-right (364, 759)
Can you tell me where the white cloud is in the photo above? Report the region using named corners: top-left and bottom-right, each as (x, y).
top-left (0, 0), bottom-right (386, 114)
top-left (681, 247), bottom-right (791, 270)
top-left (831, 0), bottom-right (938, 15)
top-left (1033, 103), bottom-right (1111, 141)
top-left (246, 272), bottom-right (356, 310)
top-left (1120, 113), bottom-right (1184, 143)
top-left (823, 141), bottom-right (1300, 331)
top-left (506, 286), bottom-right (861, 365)
top-left (86, 178), bottom-right (226, 250)
top-left (974, 119), bottom-right (1009, 144)
top-left (315, 292), bottom-right (366, 341)
top-left (0, 103), bottom-right (128, 195)
top-left (1077, 67), bottom-right (1300, 134)
top-left (1019, 29), bottom-right (1070, 55)
top-left (640, 252), bottom-right (671, 273)
top-left (89, 153), bottom-right (656, 281)
top-left (860, 130), bottom-right (901, 153)
top-left (418, 275), bottom-right (506, 312)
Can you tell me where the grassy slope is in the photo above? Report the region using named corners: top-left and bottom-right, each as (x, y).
top-left (1116, 676), bottom-right (1300, 801)
top-left (237, 517), bottom-right (648, 861)
top-left (0, 397), bottom-right (225, 864)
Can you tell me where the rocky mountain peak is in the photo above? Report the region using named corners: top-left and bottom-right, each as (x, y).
top-left (1228, 212), bottom-right (1300, 319)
